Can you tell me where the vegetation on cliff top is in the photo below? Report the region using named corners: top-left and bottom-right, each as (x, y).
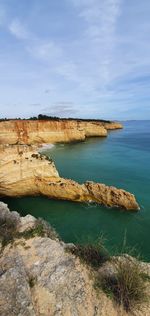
top-left (96, 257), bottom-right (149, 312)
top-left (0, 215), bottom-right (59, 248)
top-left (68, 236), bottom-right (110, 268)
top-left (0, 114), bottom-right (111, 123)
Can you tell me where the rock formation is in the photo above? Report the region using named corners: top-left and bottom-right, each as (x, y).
top-left (0, 118), bottom-right (139, 210)
top-left (101, 122), bottom-right (123, 130)
top-left (0, 119), bottom-right (122, 145)
top-left (0, 202), bottom-right (149, 316)
top-left (0, 144), bottom-right (139, 210)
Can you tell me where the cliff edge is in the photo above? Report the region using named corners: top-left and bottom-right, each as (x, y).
top-left (0, 119), bottom-right (122, 145)
top-left (0, 202), bottom-right (149, 316)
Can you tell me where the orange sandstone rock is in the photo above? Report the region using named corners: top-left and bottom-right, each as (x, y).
top-left (0, 119), bottom-right (108, 145)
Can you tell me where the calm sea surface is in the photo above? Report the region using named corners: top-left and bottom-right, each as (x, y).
top-left (3, 121), bottom-right (150, 261)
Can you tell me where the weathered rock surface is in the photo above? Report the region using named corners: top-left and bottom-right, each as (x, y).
top-left (0, 144), bottom-right (59, 196)
top-left (0, 119), bottom-right (108, 145)
top-left (0, 202), bottom-right (149, 316)
top-left (0, 202), bottom-right (120, 316)
top-left (0, 145), bottom-right (139, 210)
top-left (102, 122), bottom-right (123, 130)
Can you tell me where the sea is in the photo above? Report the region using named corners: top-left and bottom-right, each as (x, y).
top-left (3, 121), bottom-right (150, 261)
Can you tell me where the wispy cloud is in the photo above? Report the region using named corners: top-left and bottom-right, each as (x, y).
top-left (27, 40), bottom-right (62, 61)
top-left (42, 102), bottom-right (78, 117)
top-left (9, 18), bottom-right (29, 39)
top-left (1, 0), bottom-right (150, 119)
top-left (71, 0), bottom-right (122, 86)
top-left (8, 17), bottom-right (63, 65)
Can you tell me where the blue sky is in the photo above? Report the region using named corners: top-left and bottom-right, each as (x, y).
top-left (0, 0), bottom-right (150, 120)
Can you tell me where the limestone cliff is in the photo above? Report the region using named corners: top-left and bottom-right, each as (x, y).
top-left (102, 122), bottom-right (123, 130)
top-left (0, 202), bottom-right (149, 316)
top-left (0, 145), bottom-right (59, 196)
top-left (0, 145), bottom-right (139, 210)
top-left (0, 119), bottom-right (122, 145)
top-left (0, 119), bottom-right (107, 144)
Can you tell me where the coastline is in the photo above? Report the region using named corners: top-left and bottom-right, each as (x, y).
top-left (38, 143), bottom-right (55, 152)
top-left (2, 121), bottom-right (150, 262)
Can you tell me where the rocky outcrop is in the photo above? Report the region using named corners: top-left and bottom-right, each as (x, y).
top-left (102, 122), bottom-right (123, 130)
top-left (37, 178), bottom-right (139, 210)
top-left (0, 145), bottom-right (59, 196)
top-left (0, 202), bottom-right (119, 316)
top-left (0, 202), bottom-right (149, 316)
top-left (0, 145), bottom-right (139, 210)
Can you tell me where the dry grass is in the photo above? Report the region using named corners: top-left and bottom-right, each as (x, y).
top-left (97, 257), bottom-right (148, 312)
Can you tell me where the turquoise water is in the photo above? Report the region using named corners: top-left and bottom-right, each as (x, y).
top-left (3, 121), bottom-right (150, 261)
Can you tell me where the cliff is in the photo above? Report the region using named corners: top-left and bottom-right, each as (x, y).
top-left (101, 122), bottom-right (123, 130)
top-left (0, 145), bottom-right (139, 210)
top-left (0, 202), bottom-right (149, 316)
top-left (0, 119), bottom-right (122, 145)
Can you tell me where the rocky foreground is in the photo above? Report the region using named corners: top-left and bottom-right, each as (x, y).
top-left (0, 202), bottom-right (149, 316)
top-left (0, 144), bottom-right (139, 210)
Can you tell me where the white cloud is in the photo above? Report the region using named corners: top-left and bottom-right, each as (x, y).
top-left (8, 18), bottom-right (63, 65)
top-left (73, 0), bottom-right (122, 85)
top-left (9, 18), bottom-right (29, 39)
top-left (42, 101), bottom-right (78, 117)
top-left (1, 0), bottom-right (150, 119)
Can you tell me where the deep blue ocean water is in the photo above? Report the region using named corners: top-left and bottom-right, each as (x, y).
top-left (4, 121), bottom-right (150, 261)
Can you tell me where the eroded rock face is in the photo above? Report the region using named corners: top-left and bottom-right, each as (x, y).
top-left (37, 178), bottom-right (139, 210)
top-left (0, 145), bottom-right (139, 210)
top-left (84, 182), bottom-right (139, 210)
top-left (0, 145), bottom-right (59, 196)
top-left (102, 122), bottom-right (123, 130)
top-left (0, 119), bottom-right (109, 145)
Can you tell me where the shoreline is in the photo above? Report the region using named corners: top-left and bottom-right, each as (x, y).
top-left (38, 143), bottom-right (55, 152)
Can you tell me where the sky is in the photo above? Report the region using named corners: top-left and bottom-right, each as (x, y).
top-left (0, 0), bottom-right (150, 120)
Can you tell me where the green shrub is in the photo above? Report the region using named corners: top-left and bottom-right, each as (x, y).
top-left (17, 218), bottom-right (59, 240)
top-left (98, 258), bottom-right (148, 312)
top-left (36, 218), bottom-right (59, 240)
top-left (69, 237), bottom-right (110, 268)
top-left (0, 215), bottom-right (59, 250)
